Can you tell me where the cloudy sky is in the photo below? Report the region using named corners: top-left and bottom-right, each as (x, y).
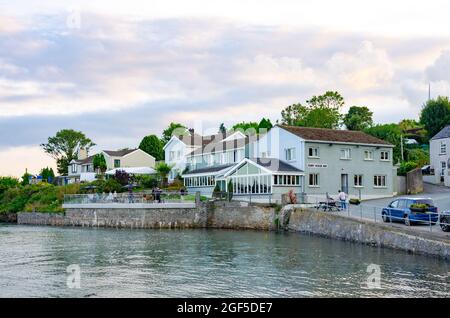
top-left (1, 0), bottom-right (450, 177)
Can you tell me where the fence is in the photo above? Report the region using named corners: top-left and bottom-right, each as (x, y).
top-left (309, 199), bottom-right (450, 233)
top-left (64, 191), bottom-right (196, 205)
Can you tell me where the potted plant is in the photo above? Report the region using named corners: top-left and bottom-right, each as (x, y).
top-left (349, 198), bottom-right (361, 205)
top-left (410, 203), bottom-right (428, 213)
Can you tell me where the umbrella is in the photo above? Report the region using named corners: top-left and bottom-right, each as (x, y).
top-left (82, 185), bottom-right (98, 190)
top-left (122, 184), bottom-right (138, 189)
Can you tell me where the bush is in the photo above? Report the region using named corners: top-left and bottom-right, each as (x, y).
top-left (397, 161), bottom-right (419, 176)
top-left (349, 198), bottom-right (361, 205)
top-left (165, 179), bottom-right (184, 191)
top-left (136, 175), bottom-right (158, 189)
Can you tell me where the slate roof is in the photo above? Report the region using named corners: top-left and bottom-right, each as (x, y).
top-left (183, 164), bottom-right (235, 175)
top-left (278, 125), bottom-right (392, 146)
top-left (250, 158), bottom-right (303, 173)
top-left (431, 125), bottom-right (450, 140)
top-left (103, 149), bottom-right (137, 157)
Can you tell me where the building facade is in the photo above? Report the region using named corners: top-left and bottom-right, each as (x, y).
top-left (182, 125), bottom-right (395, 202)
top-left (429, 125), bottom-right (450, 187)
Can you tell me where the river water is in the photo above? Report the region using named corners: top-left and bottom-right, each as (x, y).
top-left (0, 224), bottom-right (448, 297)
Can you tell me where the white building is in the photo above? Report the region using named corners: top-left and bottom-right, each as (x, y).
top-left (429, 125), bottom-right (450, 187)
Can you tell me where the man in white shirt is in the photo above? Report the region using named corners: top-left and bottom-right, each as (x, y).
top-left (338, 190), bottom-right (347, 210)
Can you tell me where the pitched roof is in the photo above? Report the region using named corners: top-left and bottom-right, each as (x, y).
top-left (72, 155), bottom-right (94, 165)
top-left (251, 158), bottom-right (303, 173)
top-left (183, 164), bottom-right (234, 175)
top-left (103, 149), bottom-right (137, 157)
top-left (431, 125), bottom-right (450, 140)
top-left (278, 125), bottom-right (392, 146)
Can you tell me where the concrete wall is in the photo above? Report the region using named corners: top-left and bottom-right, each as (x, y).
top-left (287, 207), bottom-right (450, 260)
top-left (406, 168), bottom-right (423, 194)
top-left (397, 176), bottom-right (406, 195)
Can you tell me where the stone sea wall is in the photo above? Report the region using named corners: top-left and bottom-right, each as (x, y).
top-left (287, 207), bottom-right (450, 260)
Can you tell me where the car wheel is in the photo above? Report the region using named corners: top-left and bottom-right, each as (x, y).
top-left (404, 215), bottom-right (412, 226)
top-left (440, 217), bottom-right (450, 232)
top-left (382, 213), bottom-right (389, 223)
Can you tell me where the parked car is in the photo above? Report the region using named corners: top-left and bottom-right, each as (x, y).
top-left (440, 211), bottom-right (450, 232)
top-left (381, 198), bottom-right (438, 226)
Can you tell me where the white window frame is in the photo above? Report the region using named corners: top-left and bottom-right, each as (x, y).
top-left (380, 151), bottom-right (390, 161)
top-left (354, 174), bottom-right (363, 187)
top-left (364, 150), bottom-right (373, 161)
top-left (308, 147), bottom-right (320, 158)
top-left (308, 173), bottom-right (319, 187)
top-left (373, 175), bottom-right (386, 188)
top-left (340, 148), bottom-right (351, 160)
top-left (441, 161), bottom-right (446, 177)
top-left (285, 148), bottom-right (296, 161)
top-left (440, 142), bottom-right (447, 155)
top-left (71, 164), bottom-right (78, 174)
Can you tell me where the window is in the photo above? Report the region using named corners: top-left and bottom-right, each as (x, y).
top-left (114, 159), bottom-right (121, 168)
top-left (285, 148), bottom-right (296, 161)
top-left (441, 161), bottom-right (446, 176)
top-left (71, 164), bottom-right (77, 173)
top-left (230, 175), bottom-right (271, 194)
top-left (308, 173), bottom-right (319, 187)
top-left (374, 175), bottom-right (386, 187)
top-left (354, 174), bottom-right (363, 187)
top-left (340, 148), bottom-right (351, 160)
top-left (261, 152), bottom-right (268, 158)
top-left (308, 147), bottom-right (320, 158)
top-left (380, 151), bottom-right (390, 161)
top-left (176, 150), bottom-right (181, 159)
top-left (389, 200), bottom-right (398, 208)
top-left (273, 175), bottom-right (301, 186)
top-left (364, 150), bottom-right (373, 160)
top-left (440, 142), bottom-right (447, 155)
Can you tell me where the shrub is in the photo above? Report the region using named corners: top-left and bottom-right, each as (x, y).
top-left (113, 170), bottom-right (130, 186)
top-left (397, 161), bottom-right (419, 176)
top-left (349, 198), bottom-right (361, 205)
top-left (136, 175), bottom-right (158, 189)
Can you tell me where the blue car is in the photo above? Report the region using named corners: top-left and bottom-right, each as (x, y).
top-left (381, 197), bottom-right (438, 226)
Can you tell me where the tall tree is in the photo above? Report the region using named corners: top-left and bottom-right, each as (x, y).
top-left (257, 118), bottom-right (273, 132)
top-left (219, 123), bottom-right (227, 134)
top-left (420, 96), bottom-right (450, 138)
top-left (232, 121), bottom-right (259, 134)
top-left (161, 122), bottom-right (187, 145)
top-left (364, 124), bottom-right (404, 163)
top-left (93, 154), bottom-right (107, 173)
top-left (343, 106), bottom-right (373, 131)
top-left (139, 135), bottom-right (164, 161)
top-left (281, 91), bottom-right (344, 129)
top-left (41, 129), bottom-right (95, 175)
top-left (40, 167), bottom-right (55, 182)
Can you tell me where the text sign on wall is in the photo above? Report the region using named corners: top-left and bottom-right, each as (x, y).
top-left (307, 163), bottom-right (328, 168)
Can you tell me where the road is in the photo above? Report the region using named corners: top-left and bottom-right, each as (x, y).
top-left (329, 183), bottom-right (450, 240)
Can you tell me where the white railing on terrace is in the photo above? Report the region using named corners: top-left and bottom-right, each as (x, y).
top-left (64, 192), bottom-right (196, 205)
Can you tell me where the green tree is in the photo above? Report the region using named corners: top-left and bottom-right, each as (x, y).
top-left (161, 122), bottom-right (188, 145)
top-left (343, 106), bottom-right (373, 131)
top-left (257, 118), bottom-right (273, 132)
top-left (281, 91), bottom-right (344, 129)
top-left (155, 162), bottom-right (173, 187)
top-left (420, 96), bottom-right (450, 138)
top-left (93, 153), bottom-right (107, 173)
top-left (232, 121), bottom-right (260, 135)
top-left (0, 177), bottom-right (19, 195)
top-left (40, 167), bottom-right (55, 182)
top-left (21, 170), bottom-right (31, 186)
top-left (139, 135), bottom-right (164, 161)
top-left (364, 124), bottom-right (404, 163)
top-left (406, 148), bottom-right (429, 167)
top-left (40, 129), bottom-right (95, 175)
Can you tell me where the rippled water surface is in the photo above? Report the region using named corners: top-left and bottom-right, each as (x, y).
top-left (0, 224), bottom-right (448, 297)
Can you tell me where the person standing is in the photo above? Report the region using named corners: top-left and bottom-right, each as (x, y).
top-left (338, 189), bottom-right (347, 210)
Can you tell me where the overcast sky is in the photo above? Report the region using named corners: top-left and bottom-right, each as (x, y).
top-left (1, 0), bottom-right (450, 177)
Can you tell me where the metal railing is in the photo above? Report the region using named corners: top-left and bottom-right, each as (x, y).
top-left (64, 191), bottom-right (196, 205)
top-left (307, 197), bottom-right (450, 233)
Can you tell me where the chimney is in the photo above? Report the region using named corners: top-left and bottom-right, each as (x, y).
top-left (77, 148), bottom-right (88, 160)
top-left (188, 128), bottom-right (195, 135)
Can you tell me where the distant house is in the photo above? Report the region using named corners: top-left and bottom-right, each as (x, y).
top-left (429, 125), bottom-right (450, 187)
top-left (163, 129), bottom-right (246, 182)
top-left (68, 148), bottom-right (155, 184)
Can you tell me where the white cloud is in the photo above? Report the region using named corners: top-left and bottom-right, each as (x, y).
top-left (0, 146), bottom-right (56, 177)
top-left (326, 41), bottom-right (394, 91)
top-left (426, 50), bottom-right (450, 82)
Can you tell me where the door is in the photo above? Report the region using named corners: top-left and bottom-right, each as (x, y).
top-left (341, 174), bottom-right (349, 194)
top-left (392, 199), bottom-right (406, 221)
